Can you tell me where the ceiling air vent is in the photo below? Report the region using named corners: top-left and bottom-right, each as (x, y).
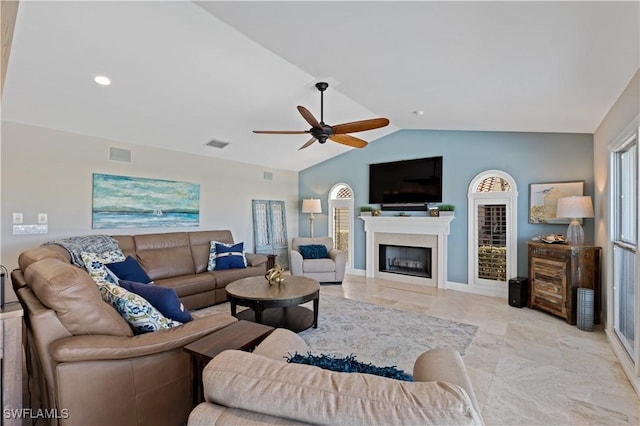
top-left (206, 139), bottom-right (230, 149)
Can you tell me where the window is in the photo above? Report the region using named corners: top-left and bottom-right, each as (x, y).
top-left (611, 130), bottom-right (638, 361)
top-left (328, 184), bottom-right (354, 267)
top-left (468, 171), bottom-right (518, 296)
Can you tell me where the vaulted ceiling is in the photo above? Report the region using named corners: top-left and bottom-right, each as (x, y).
top-left (2, 1), bottom-right (638, 171)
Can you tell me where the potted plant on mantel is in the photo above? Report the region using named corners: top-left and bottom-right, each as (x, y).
top-left (360, 206), bottom-right (373, 216)
top-left (438, 204), bottom-right (456, 216)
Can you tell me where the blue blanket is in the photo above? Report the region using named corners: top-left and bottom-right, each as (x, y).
top-left (45, 235), bottom-right (121, 268)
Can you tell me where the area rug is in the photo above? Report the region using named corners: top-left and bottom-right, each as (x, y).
top-left (194, 294), bottom-right (478, 373)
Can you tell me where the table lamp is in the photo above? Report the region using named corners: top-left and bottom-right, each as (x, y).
top-left (301, 198), bottom-right (322, 238)
top-left (556, 196), bottom-right (594, 245)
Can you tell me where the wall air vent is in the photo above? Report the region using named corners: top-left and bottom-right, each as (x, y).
top-left (109, 147), bottom-right (132, 163)
top-left (206, 139), bottom-right (230, 149)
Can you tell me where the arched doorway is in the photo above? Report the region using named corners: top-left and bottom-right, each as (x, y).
top-left (467, 170), bottom-right (518, 297)
top-left (328, 183), bottom-right (354, 268)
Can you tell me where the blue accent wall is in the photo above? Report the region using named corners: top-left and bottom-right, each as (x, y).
top-left (299, 129), bottom-right (594, 284)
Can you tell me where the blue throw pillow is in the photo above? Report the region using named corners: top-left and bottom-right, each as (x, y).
top-left (214, 242), bottom-right (247, 270)
top-left (105, 256), bottom-right (152, 284)
top-left (298, 244), bottom-right (329, 259)
top-left (118, 280), bottom-right (192, 323)
top-left (286, 352), bottom-right (414, 381)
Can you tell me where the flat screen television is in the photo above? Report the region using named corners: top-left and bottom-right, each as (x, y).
top-left (369, 156), bottom-right (443, 210)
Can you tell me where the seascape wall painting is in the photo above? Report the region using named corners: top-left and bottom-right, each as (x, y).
top-left (92, 173), bottom-right (200, 229)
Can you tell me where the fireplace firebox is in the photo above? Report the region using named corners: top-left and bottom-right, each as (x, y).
top-left (379, 244), bottom-right (432, 279)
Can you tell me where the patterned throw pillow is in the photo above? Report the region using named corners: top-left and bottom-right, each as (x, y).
top-left (214, 242), bottom-right (247, 270)
top-left (298, 244), bottom-right (329, 259)
top-left (81, 250), bottom-right (126, 285)
top-left (207, 241), bottom-right (247, 271)
top-left (207, 240), bottom-right (224, 271)
top-left (99, 283), bottom-right (181, 334)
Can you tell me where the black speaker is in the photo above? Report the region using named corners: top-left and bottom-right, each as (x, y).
top-left (508, 276), bottom-right (528, 308)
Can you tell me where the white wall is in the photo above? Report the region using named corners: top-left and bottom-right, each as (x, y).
top-left (593, 69), bottom-right (639, 396)
top-left (593, 69), bottom-right (639, 325)
top-left (1, 121), bottom-right (299, 301)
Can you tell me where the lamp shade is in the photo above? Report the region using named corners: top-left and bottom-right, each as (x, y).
top-left (301, 198), bottom-right (322, 214)
top-left (556, 196), bottom-right (594, 218)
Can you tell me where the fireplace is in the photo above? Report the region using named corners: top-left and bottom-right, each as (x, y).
top-left (379, 244), bottom-right (432, 278)
top-left (360, 215), bottom-right (454, 288)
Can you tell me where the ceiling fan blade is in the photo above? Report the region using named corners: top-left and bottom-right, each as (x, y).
top-left (329, 134), bottom-right (368, 149)
top-left (253, 130), bottom-right (309, 134)
top-left (297, 106), bottom-right (322, 128)
top-left (298, 137), bottom-right (317, 150)
top-left (332, 118), bottom-right (390, 134)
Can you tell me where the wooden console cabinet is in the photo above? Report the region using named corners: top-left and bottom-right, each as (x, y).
top-left (528, 242), bottom-right (601, 325)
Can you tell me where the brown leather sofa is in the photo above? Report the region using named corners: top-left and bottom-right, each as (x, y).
top-left (32, 230), bottom-right (268, 310)
top-left (10, 230), bottom-right (268, 426)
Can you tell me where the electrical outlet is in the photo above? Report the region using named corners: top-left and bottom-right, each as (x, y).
top-left (13, 224), bottom-right (48, 235)
top-left (12, 213), bottom-right (23, 224)
top-left (38, 213), bottom-right (48, 224)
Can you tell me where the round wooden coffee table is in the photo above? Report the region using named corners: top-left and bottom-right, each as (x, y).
top-left (226, 275), bottom-right (320, 332)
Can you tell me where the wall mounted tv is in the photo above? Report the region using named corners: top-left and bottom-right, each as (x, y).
top-left (369, 156), bottom-right (443, 211)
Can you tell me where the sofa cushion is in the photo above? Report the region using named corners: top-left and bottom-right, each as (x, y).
top-left (80, 250), bottom-right (126, 285)
top-left (302, 258), bottom-right (336, 273)
top-left (298, 244), bottom-right (329, 259)
top-left (18, 246), bottom-right (68, 272)
top-left (119, 279), bottom-right (193, 323)
top-left (133, 232), bottom-right (195, 280)
top-left (213, 242), bottom-right (247, 270)
top-left (204, 350), bottom-right (482, 425)
top-left (111, 235), bottom-right (136, 258)
top-left (106, 256), bottom-right (153, 284)
top-left (99, 283), bottom-right (182, 334)
top-left (154, 274), bottom-right (216, 298)
top-left (204, 267), bottom-right (263, 289)
top-left (24, 258), bottom-right (133, 337)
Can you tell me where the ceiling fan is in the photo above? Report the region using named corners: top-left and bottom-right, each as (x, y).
top-left (253, 82), bottom-right (390, 150)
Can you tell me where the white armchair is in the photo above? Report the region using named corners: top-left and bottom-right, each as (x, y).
top-left (290, 237), bottom-right (347, 284)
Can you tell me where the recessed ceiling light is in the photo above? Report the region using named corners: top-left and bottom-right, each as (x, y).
top-left (413, 110), bottom-right (424, 116)
top-left (94, 75), bottom-right (111, 86)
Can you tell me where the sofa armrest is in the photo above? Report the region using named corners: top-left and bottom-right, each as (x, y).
top-left (289, 250), bottom-right (303, 276)
top-left (245, 253), bottom-right (267, 267)
top-left (51, 314), bottom-right (237, 362)
top-left (252, 328), bottom-right (310, 360)
top-left (413, 348), bottom-right (483, 424)
top-left (329, 249), bottom-right (347, 281)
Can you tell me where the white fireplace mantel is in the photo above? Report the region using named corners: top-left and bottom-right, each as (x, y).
top-left (360, 215), bottom-right (455, 288)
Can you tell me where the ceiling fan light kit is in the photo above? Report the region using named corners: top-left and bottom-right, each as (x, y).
top-left (253, 82), bottom-right (390, 150)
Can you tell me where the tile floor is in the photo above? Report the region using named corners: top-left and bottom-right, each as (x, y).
top-left (322, 274), bottom-right (640, 426)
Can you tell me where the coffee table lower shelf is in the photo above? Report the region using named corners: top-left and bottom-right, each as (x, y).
top-left (236, 306), bottom-right (315, 333)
